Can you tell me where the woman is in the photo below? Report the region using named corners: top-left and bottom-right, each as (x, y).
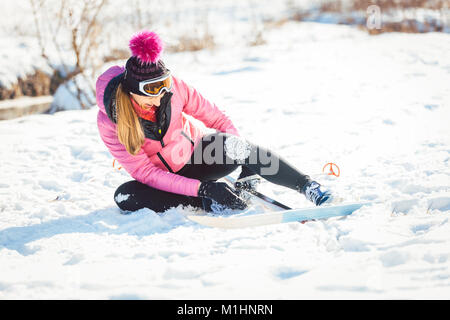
top-left (96, 30), bottom-right (332, 213)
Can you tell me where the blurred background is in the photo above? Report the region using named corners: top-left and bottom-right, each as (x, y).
top-left (0, 0), bottom-right (449, 118)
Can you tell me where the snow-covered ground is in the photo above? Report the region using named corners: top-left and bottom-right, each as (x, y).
top-left (0, 21), bottom-right (449, 299)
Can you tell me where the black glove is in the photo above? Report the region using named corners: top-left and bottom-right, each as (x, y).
top-left (198, 181), bottom-right (247, 210)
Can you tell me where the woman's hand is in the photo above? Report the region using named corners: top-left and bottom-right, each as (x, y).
top-left (197, 181), bottom-right (247, 210)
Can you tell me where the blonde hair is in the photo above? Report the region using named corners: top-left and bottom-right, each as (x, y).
top-left (115, 83), bottom-right (145, 155)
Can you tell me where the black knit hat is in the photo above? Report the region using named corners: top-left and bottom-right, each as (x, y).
top-left (121, 30), bottom-right (169, 95)
top-left (122, 57), bottom-right (169, 95)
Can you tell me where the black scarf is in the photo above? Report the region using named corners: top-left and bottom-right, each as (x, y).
top-left (138, 91), bottom-right (173, 141)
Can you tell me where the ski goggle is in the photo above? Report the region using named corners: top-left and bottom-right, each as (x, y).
top-left (138, 72), bottom-right (173, 97)
top-left (124, 70), bottom-right (173, 97)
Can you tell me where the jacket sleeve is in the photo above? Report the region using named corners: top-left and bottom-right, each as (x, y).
top-left (97, 111), bottom-right (201, 197)
top-left (179, 78), bottom-right (240, 136)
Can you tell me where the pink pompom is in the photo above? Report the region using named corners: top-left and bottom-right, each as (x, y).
top-left (129, 30), bottom-right (164, 64)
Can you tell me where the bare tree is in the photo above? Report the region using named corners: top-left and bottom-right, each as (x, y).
top-left (29, 0), bottom-right (108, 110)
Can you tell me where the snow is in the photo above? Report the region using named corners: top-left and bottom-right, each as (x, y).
top-left (114, 193), bottom-right (130, 204)
top-left (0, 96), bottom-right (53, 110)
top-left (224, 135), bottom-right (253, 162)
top-left (49, 75), bottom-right (96, 112)
top-left (0, 21), bottom-right (449, 299)
top-left (0, 37), bottom-right (52, 88)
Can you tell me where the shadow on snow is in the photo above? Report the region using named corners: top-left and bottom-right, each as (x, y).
top-left (0, 206), bottom-right (197, 256)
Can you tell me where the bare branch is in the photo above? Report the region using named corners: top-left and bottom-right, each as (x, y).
top-left (29, 0), bottom-right (48, 60)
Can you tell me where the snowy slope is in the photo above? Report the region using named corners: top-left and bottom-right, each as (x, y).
top-left (0, 22), bottom-right (449, 299)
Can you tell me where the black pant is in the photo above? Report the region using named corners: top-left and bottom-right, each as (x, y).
top-left (114, 133), bottom-right (311, 213)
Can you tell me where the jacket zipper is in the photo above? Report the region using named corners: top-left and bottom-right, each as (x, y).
top-left (156, 130), bottom-right (191, 173)
top-left (157, 126), bottom-right (164, 147)
top-left (157, 152), bottom-right (173, 173)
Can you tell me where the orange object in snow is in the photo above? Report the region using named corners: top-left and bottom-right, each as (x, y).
top-left (323, 162), bottom-right (340, 177)
top-left (112, 159), bottom-right (122, 170)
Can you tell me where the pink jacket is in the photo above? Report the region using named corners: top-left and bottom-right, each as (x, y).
top-left (96, 65), bottom-right (239, 197)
